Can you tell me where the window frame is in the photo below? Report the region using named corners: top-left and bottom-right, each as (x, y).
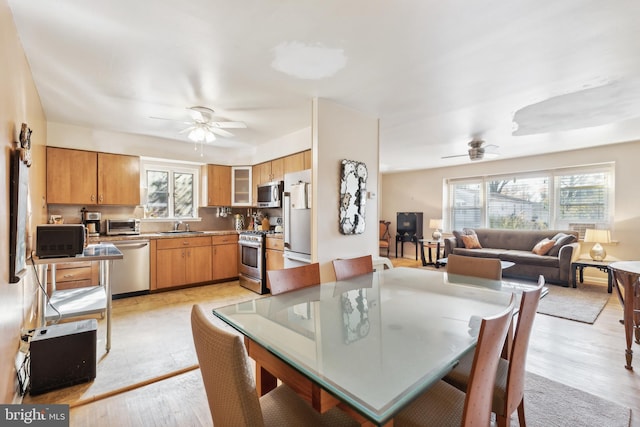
top-left (445, 163), bottom-right (614, 234)
top-left (141, 158), bottom-right (201, 220)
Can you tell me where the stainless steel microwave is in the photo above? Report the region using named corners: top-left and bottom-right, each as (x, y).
top-left (257, 181), bottom-right (284, 208)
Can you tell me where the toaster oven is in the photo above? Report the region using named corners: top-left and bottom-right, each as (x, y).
top-left (106, 219), bottom-right (140, 236)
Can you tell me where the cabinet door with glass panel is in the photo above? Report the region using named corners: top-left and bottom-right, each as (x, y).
top-left (231, 166), bottom-right (252, 206)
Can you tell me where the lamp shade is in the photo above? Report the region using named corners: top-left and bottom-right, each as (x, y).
top-left (429, 219), bottom-right (442, 230)
top-left (584, 229), bottom-right (611, 244)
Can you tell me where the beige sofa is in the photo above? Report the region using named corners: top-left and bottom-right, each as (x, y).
top-left (443, 228), bottom-right (580, 286)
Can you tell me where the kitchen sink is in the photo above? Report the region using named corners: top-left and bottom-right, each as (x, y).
top-left (159, 230), bottom-right (205, 234)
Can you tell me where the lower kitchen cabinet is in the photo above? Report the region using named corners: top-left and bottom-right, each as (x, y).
top-left (265, 236), bottom-right (284, 289)
top-left (212, 234), bottom-right (238, 280)
top-left (156, 236), bottom-right (212, 289)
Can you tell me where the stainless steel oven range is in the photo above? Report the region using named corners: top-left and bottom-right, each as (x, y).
top-left (238, 231), bottom-right (269, 294)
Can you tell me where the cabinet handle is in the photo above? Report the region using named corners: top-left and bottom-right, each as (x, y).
top-left (99, 194), bottom-right (103, 203)
top-left (91, 194), bottom-right (96, 201)
top-left (63, 274), bottom-right (74, 278)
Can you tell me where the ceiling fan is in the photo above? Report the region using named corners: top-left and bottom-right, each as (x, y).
top-left (151, 106), bottom-right (247, 143)
top-left (442, 140), bottom-right (500, 161)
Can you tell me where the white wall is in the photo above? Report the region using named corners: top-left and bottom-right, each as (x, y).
top-left (1, 0), bottom-right (48, 403)
top-left (381, 139), bottom-right (640, 282)
top-left (312, 98), bottom-right (379, 281)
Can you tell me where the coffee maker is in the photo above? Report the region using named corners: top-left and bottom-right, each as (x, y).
top-left (83, 211), bottom-right (101, 237)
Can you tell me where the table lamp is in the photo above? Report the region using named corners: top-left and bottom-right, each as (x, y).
top-left (429, 219), bottom-right (443, 240)
top-left (584, 229), bottom-right (610, 261)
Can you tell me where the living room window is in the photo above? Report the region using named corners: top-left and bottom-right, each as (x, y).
top-left (446, 163), bottom-right (614, 234)
top-left (141, 159), bottom-right (201, 219)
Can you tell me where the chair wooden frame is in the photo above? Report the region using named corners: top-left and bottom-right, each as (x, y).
top-left (444, 275), bottom-right (545, 427)
top-left (446, 253), bottom-right (502, 280)
top-left (332, 255), bottom-right (374, 281)
top-left (266, 263), bottom-right (321, 295)
top-left (379, 220), bottom-right (391, 257)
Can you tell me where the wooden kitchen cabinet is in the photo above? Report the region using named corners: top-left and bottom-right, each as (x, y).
top-left (46, 261), bottom-right (99, 292)
top-left (231, 166), bottom-right (252, 206)
top-left (211, 234), bottom-right (238, 280)
top-left (283, 151), bottom-right (306, 175)
top-left (155, 236), bottom-right (212, 289)
top-left (265, 235), bottom-right (284, 289)
top-left (46, 147), bottom-right (140, 205)
top-left (207, 164), bottom-right (232, 206)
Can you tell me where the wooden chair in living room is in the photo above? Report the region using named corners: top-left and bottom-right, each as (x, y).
top-left (395, 296), bottom-right (516, 427)
top-left (379, 220), bottom-right (391, 257)
top-left (446, 253), bottom-right (503, 280)
top-left (190, 304), bottom-right (357, 427)
top-left (332, 255), bottom-right (374, 280)
top-left (443, 275), bottom-right (545, 427)
top-left (267, 263), bottom-right (321, 295)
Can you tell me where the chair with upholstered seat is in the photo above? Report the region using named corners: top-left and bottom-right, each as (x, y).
top-left (267, 262), bottom-right (321, 295)
top-left (443, 275), bottom-right (545, 427)
top-left (379, 220), bottom-right (391, 257)
top-left (332, 255), bottom-right (374, 280)
top-left (446, 253), bottom-right (503, 280)
top-left (395, 295), bottom-right (516, 427)
top-left (191, 304), bottom-right (357, 427)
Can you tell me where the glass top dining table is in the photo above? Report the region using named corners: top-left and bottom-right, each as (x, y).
top-left (213, 267), bottom-right (536, 425)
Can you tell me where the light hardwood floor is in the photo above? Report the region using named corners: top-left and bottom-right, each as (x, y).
top-left (26, 258), bottom-right (640, 426)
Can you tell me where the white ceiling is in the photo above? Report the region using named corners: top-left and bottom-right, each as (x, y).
top-left (8, 0), bottom-right (640, 172)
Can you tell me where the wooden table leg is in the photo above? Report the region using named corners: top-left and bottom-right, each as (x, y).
top-left (613, 271), bottom-right (635, 370)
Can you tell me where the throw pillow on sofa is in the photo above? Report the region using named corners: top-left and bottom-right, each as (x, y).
top-left (532, 238), bottom-right (555, 255)
top-left (461, 234), bottom-right (483, 249)
top-left (453, 228), bottom-right (478, 248)
top-left (547, 233), bottom-right (578, 257)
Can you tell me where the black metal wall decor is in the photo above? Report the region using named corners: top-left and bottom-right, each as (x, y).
top-left (339, 159), bottom-right (368, 235)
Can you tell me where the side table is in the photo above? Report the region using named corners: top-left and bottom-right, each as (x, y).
top-left (395, 234), bottom-right (421, 260)
top-left (419, 239), bottom-right (443, 268)
top-left (571, 259), bottom-right (614, 293)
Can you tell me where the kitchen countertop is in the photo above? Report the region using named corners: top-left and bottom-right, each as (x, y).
top-left (88, 229), bottom-right (239, 244)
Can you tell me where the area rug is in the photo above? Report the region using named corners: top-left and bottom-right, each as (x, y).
top-left (536, 283), bottom-right (610, 324)
top-left (512, 372), bottom-right (632, 427)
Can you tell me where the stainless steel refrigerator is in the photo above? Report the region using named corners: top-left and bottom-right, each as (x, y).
top-left (283, 169), bottom-right (312, 268)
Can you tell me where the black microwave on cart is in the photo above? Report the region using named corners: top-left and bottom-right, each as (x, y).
top-left (257, 181), bottom-right (284, 208)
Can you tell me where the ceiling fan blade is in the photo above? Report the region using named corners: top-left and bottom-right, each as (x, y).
top-left (149, 116), bottom-right (193, 125)
top-left (441, 153), bottom-right (468, 159)
top-left (209, 127), bottom-right (234, 138)
top-left (212, 121), bottom-right (247, 129)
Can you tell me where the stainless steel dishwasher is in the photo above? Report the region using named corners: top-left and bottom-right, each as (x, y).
top-left (111, 240), bottom-right (150, 298)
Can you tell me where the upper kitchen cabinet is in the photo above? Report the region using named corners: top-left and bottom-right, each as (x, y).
top-left (283, 150), bottom-right (312, 175)
top-left (231, 166), bottom-right (252, 206)
top-left (207, 164), bottom-right (232, 206)
top-left (46, 147), bottom-right (140, 205)
top-left (98, 152), bottom-right (141, 205)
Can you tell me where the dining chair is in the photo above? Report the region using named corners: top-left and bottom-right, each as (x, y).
top-left (446, 253), bottom-right (503, 280)
top-left (443, 275), bottom-right (545, 427)
top-left (395, 295), bottom-right (515, 427)
top-left (190, 304), bottom-right (357, 427)
top-left (379, 220), bottom-right (391, 257)
top-left (332, 255), bottom-right (374, 280)
top-left (267, 262), bottom-right (321, 295)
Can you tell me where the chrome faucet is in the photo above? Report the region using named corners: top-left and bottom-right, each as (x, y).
top-left (173, 221), bottom-right (183, 231)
